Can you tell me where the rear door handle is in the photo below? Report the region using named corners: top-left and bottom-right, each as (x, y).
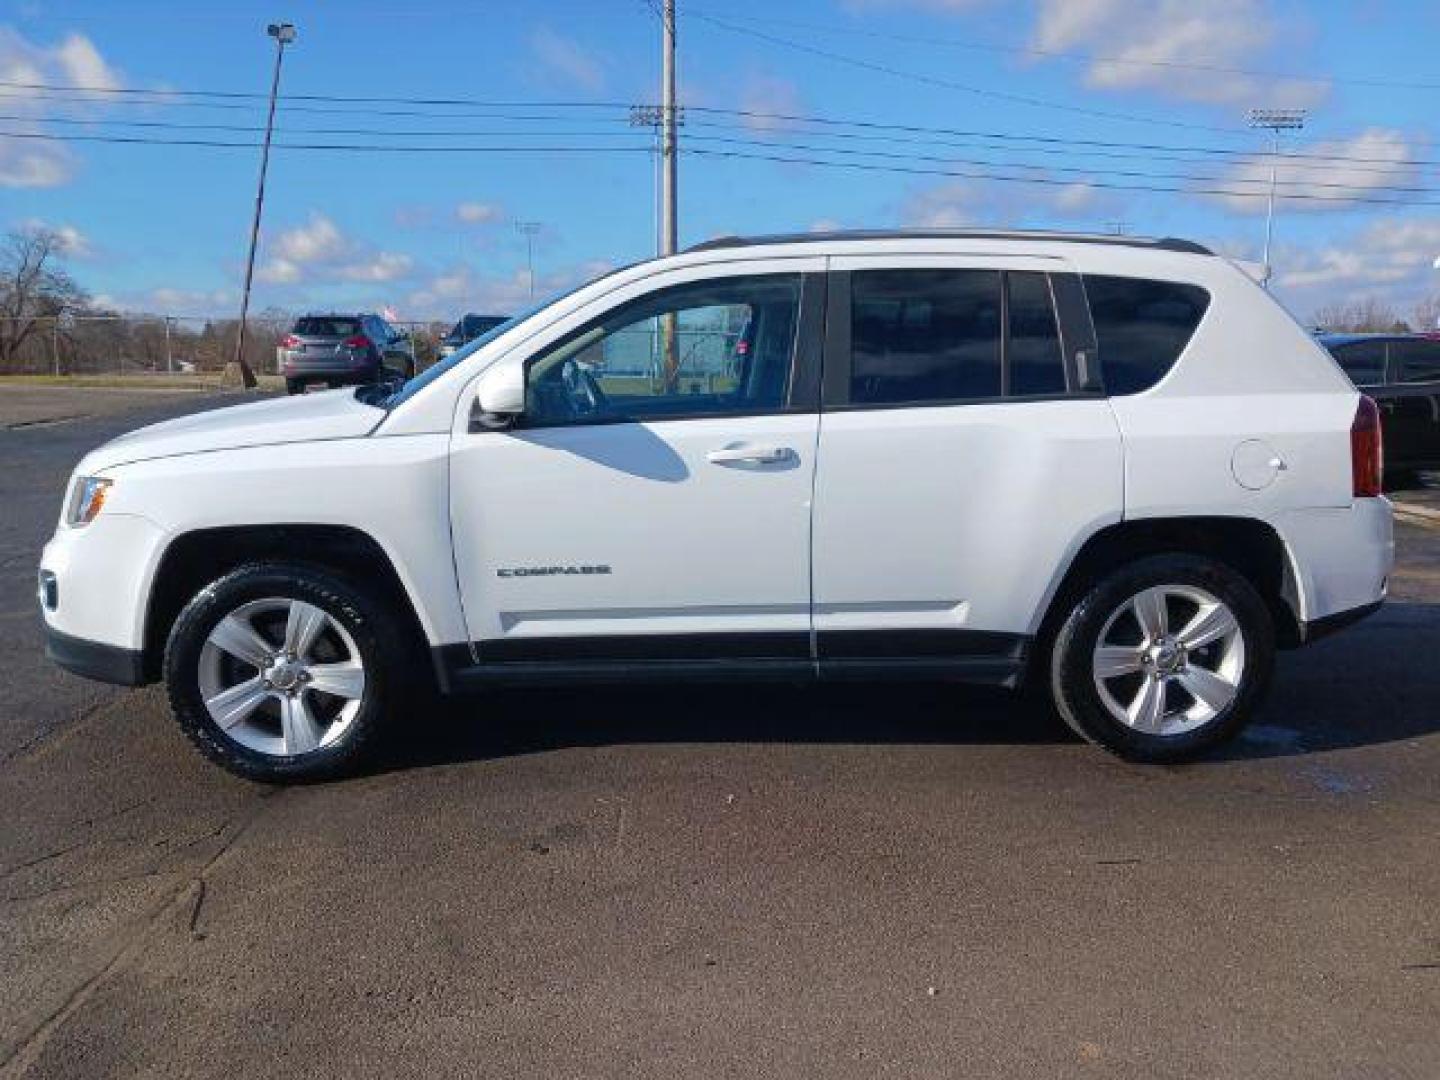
top-left (706, 443), bottom-right (794, 466)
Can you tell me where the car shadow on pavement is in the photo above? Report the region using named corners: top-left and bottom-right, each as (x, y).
top-left (376, 601), bottom-right (1440, 774)
top-left (383, 681), bottom-right (1070, 774)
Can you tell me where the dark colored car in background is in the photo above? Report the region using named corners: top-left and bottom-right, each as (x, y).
top-left (278, 313), bottom-right (416, 395)
top-left (1319, 332), bottom-right (1440, 484)
top-left (438, 313), bottom-right (509, 359)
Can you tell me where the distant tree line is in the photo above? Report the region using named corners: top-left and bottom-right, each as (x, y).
top-left (0, 225), bottom-right (456, 377)
top-left (1310, 296), bottom-right (1440, 335)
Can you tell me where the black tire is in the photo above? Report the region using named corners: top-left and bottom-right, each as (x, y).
top-left (163, 562), bottom-right (406, 782)
top-left (1048, 553), bottom-right (1275, 763)
top-left (285, 378), bottom-right (306, 395)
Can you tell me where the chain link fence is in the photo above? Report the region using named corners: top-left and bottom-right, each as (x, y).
top-left (0, 315), bottom-right (452, 381)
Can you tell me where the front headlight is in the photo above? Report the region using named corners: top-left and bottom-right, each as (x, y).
top-left (66, 476), bottom-right (112, 526)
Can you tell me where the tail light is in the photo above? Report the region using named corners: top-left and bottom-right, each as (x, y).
top-left (342, 335), bottom-right (368, 349)
top-left (280, 334), bottom-right (300, 348)
top-left (1351, 394), bottom-right (1383, 498)
top-left (734, 339), bottom-right (750, 357)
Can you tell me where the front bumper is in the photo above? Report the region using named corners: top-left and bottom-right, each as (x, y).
top-left (45, 626), bottom-right (146, 686)
top-left (40, 511), bottom-right (168, 681)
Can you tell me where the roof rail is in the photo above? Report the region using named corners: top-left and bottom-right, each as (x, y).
top-left (684, 228), bottom-right (1213, 257)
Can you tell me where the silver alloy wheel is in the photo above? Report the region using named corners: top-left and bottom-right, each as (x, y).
top-left (197, 597), bottom-right (366, 757)
top-left (1091, 584), bottom-right (1246, 737)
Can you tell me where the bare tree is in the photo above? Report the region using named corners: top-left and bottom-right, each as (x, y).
top-left (1310, 297), bottom-right (1410, 334)
top-left (1414, 295), bottom-right (1440, 334)
top-left (0, 227), bottom-right (89, 372)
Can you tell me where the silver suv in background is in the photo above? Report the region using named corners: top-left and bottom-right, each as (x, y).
top-left (277, 313), bottom-right (416, 395)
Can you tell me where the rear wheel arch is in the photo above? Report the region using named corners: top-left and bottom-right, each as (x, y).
top-left (1032, 516), bottom-right (1303, 660)
top-left (142, 524), bottom-right (432, 684)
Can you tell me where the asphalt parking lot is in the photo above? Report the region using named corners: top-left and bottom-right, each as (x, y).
top-left (2, 387), bottom-right (1438, 1079)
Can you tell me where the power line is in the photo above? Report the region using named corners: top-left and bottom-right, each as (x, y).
top-left (686, 10), bottom-right (1248, 137)
top-left (681, 6), bottom-right (1440, 93)
top-left (683, 106), bottom-right (1440, 169)
top-left (680, 146), bottom-right (1440, 207)
top-left (0, 130), bottom-right (654, 154)
top-left (681, 133), bottom-right (1438, 196)
top-left (8, 115), bottom-right (1432, 196)
top-left (4, 127), bottom-right (1433, 205)
top-left (0, 79), bottom-right (632, 110)
top-left (681, 118), bottom-right (1418, 177)
top-left (2, 79), bottom-right (1432, 169)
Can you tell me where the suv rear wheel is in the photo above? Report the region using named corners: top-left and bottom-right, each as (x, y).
top-left (1049, 554), bottom-right (1275, 762)
top-left (163, 562), bottom-right (402, 782)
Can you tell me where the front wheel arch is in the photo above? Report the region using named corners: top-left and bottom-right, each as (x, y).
top-left (142, 524), bottom-right (433, 687)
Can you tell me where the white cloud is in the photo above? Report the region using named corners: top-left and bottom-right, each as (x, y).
top-left (903, 181), bottom-right (981, 228)
top-left (270, 214), bottom-right (347, 265)
top-left (1030, 0), bottom-right (1324, 108)
top-left (54, 33), bottom-right (122, 91)
top-left (337, 251), bottom-right (414, 283)
top-left (1212, 129), bottom-right (1424, 214)
top-left (404, 260), bottom-right (612, 321)
top-left (258, 213), bottom-right (413, 286)
top-left (456, 201), bottom-right (503, 225)
top-left (738, 73), bottom-right (806, 132)
top-left (1269, 218), bottom-right (1440, 321)
top-left (900, 177), bottom-right (1120, 228)
top-left (530, 27), bottom-right (605, 92)
top-left (19, 218), bottom-right (93, 258)
top-left (0, 27), bottom-right (126, 187)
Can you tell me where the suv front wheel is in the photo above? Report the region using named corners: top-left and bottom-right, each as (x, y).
top-left (164, 562), bottom-right (402, 782)
top-left (1049, 554), bottom-right (1275, 762)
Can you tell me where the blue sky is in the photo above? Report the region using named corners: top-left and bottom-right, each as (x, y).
top-left (3, 0), bottom-right (1439, 324)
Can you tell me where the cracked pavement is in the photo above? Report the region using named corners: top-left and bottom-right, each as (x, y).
top-left (1, 389), bottom-right (1438, 1079)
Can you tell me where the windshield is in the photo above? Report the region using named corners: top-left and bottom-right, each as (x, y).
top-left (378, 269), bottom-right (627, 409)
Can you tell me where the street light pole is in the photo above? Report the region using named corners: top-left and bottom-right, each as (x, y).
top-left (1247, 107), bottom-right (1306, 290)
top-left (229, 21), bottom-right (296, 389)
top-left (515, 221), bottom-right (541, 299)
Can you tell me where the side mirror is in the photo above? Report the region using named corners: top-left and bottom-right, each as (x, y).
top-left (473, 361), bottom-right (525, 430)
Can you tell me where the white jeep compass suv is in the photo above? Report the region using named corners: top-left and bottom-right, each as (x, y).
top-left (39, 231), bottom-right (1393, 781)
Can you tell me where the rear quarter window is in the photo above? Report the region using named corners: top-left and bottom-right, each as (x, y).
top-left (1083, 275), bottom-right (1211, 396)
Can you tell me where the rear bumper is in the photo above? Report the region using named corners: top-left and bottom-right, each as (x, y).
top-left (1274, 498), bottom-right (1393, 625)
top-left (1300, 599), bottom-right (1383, 644)
top-left (45, 626), bottom-right (146, 686)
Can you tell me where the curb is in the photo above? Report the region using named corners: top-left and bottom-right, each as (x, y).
top-left (1393, 501), bottom-right (1440, 530)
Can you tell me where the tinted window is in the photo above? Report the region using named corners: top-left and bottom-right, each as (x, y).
top-left (1084, 276), bottom-right (1210, 396)
top-left (1331, 340), bottom-right (1387, 386)
top-left (1007, 272), bottom-right (1066, 396)
top-left (851, 269), bottom-right (1002, 405)
top-left (525, 274), bottom-right (801, 426)
top-left (295, 317), bottom-right (361, 337)
top-left (1394, 339), bottom-right (1440, 383)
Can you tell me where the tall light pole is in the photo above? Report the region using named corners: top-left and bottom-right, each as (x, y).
top-left (515, 221), bottom-right (541, 299)
top-left (229, 21), bottom-right (296, 389)
top-left (1247, 107), bottom-right (1306, 289)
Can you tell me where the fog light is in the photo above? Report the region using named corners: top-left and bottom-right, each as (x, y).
top-left (38, 570), bottom-right (58, 611)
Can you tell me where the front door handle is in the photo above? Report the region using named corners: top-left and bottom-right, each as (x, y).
top-left (706, 443), bottom-right (794, 466)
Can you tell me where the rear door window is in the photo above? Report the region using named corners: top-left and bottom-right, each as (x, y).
top-left (1394, 338), bottom-right (1440, 383)
top-left (850, 269), bottom-right (1003, 405)
top-left (1083, 276), bottom-right (1210, 395)
top-left (1330, 340), bottom-right (1388, 386)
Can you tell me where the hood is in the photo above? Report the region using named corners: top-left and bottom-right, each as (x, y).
top-left (82, 389), bottom-right (386, 472)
